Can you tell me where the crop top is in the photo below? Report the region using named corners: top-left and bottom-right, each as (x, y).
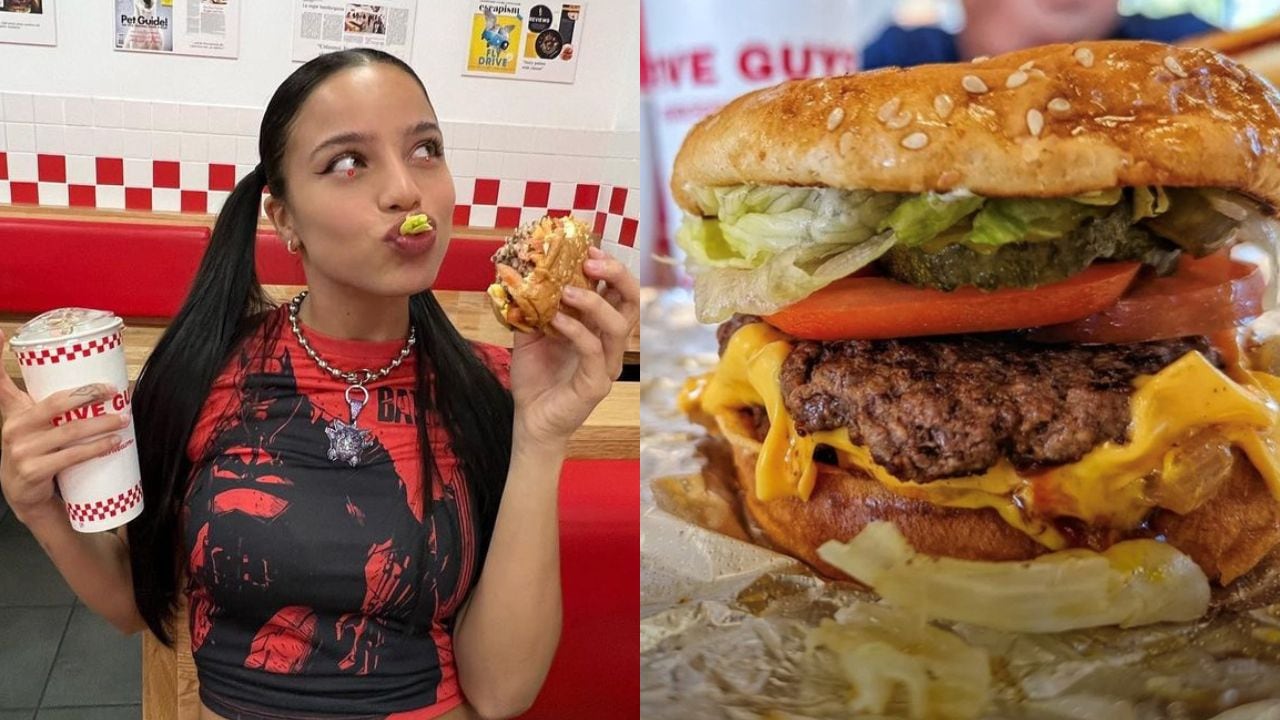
top-left (181, 304), bottom-right (510, 719)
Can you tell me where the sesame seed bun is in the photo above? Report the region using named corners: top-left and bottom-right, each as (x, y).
top-left (670, 41), bottom-right (1280, 214)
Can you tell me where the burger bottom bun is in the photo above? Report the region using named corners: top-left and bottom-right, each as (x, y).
top-left (712, 410), bottom-right (1280, 612)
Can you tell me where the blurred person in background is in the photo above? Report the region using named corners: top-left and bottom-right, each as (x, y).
top-left (864, 0), bottom-right (1216, 69)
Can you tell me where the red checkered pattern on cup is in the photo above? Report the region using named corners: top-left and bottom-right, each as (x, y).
top-left (66, 483), bottom-right (143, 525)
top-left (16, 332), bottom-right (123, 367)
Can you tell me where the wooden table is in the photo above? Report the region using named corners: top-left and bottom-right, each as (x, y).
top-left (2, 287), bottom-right (638, 460)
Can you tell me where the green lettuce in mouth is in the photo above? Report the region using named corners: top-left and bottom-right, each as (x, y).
top-left (676, 184), bottom-right (1261, 324)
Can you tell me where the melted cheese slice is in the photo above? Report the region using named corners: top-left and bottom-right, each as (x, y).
top-left (685, 324), bottom-right (1280, 550)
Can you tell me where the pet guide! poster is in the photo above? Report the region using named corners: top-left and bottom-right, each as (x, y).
top-left (0, 0), bottom-right (56, 46)
top-left (464, 0), bottom-right (585, 84)
top-left (114, 0), bottom-right (241, 58)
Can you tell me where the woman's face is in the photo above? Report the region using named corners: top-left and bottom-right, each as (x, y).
top-left (268, 63), bottom-right (455, 299)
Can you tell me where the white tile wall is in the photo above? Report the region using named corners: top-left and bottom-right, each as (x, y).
top-left (2, 94), bottom-right (34, 123)
top-left (123, 158), bottom-right (152, 186)
top-left (121, 100), bottom-right (152, 131)
top-left (207, 106), bottom-right (239, 135)
top-left (153, 102), bottom-right (182, 132)
top-left (153, 188), bottom-right (181, 212)
top-left (37, 181), bottom-right (68, 206)
top-left (92, 98), bottom-right (123, 128)
top-left (452, 176), bottom-right (474, 205)
top-left (8, 151), bottom-right (36, 180)
top-left (35, 124), bottom-right (65, 154)
top-left (64, 126), bottom-right (97, 156)
top-left (7, 123), bottom-right (34, 153)
top-left (97, 185), bottom-right (125, 210)
top-left (32, 95), bottom-right (63, 124)
top-left (65, 155), bottom-right (95, 184)
top-left (179, 104), bottom-right (208, 134)
top-left (1, 93), bottom-right (640, 253)
top-left (208, 134), bottom-right (237, 165)
top-left (64, 97), bottom-right (94, 127)
top-left (179, 133), bottom-right (208, 162)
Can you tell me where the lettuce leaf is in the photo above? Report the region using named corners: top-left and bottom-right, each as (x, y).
top-left (878, 192), bottom-right (984, 246)
top-left (967, 199), bottom-right (1107, 247)
top-left (678, 186), bottom-right (900, 269)
top-left (692, 231), bottom-right (899, 323)
top-left (675, 215), bottom-right (753, 269)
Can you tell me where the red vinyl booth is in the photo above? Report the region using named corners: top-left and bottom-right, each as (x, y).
top-left (0, 215), bottom-right (638, 720)
top-left (0, 218), bottom-right (504, 318)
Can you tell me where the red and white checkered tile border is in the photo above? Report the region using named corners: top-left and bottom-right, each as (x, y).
top-left (454, 178), bottom-right (639, 247)
top-left (66, 483), bottom-right (143, 526)
top-left (0, 152), bottom-right (641, 247)
top-left (15, 332), bottom-right (123, 367)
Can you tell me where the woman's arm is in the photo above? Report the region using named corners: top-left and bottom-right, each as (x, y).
top-left (453, 247), bottom-right (639, 719)
top-left (20, 501), bottom-right (145, 635)
top-left (0, 354), bottom-right (146, 636)
top-left (452, 439), bottom-right (566, 720)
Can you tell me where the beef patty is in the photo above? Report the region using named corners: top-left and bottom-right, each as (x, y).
top-left (718, 316), bottom-right (1221, 482)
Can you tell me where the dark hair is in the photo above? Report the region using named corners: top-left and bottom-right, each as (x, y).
top-left (129, 49), bottom-right (513, 645)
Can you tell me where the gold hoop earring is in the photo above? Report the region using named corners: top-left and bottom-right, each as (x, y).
top-left (286, 237), bottom-right (299, 255)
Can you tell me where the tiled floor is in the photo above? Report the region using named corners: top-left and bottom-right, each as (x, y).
top-left (0, 495), bottom-right (142, 719)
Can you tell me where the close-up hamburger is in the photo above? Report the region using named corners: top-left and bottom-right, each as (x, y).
top-left (488, 214), bottom-right (594, 332)
top-left (672, 40), bottom-right (1280, 624)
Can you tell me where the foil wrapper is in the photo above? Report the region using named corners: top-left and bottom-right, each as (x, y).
top-left (639, 287), bottom-right (1280, 720)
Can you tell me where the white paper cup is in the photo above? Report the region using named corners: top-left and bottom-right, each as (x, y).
top-left (9, 308), bottom-right (143, 533)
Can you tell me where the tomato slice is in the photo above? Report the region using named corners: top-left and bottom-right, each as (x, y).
top-left (765, 262), bottom-right (1141, 341)
top-left (1026, 254), bottom-right (1265, 344)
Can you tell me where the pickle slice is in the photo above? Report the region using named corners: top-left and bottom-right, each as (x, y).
top-left (400, 214), bottom-right (433, 235)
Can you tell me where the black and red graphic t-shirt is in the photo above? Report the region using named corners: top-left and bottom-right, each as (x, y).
top-left (182, 305), bottom-right (510, 719)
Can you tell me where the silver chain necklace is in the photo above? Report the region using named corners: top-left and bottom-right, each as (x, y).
top-left (287, 291), bottom-right (416, 466)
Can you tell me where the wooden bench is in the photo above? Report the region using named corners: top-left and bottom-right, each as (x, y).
top-left (0, 208), bottom-right (639, 720)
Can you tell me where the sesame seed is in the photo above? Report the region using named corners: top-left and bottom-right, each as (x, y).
top-left (1027, 108), bottom-right (1044, 137)
top-left (1228, 63), bottom-right (1247, 81)
top-left (1164, 55), bottom-right (1188, 78)
top-left (877, 97), bottom-right (902, 123)
top-left (1019, 61), bottom-right (1036, 72)
top-left (901, 132), bottom-right (929, 150)
top-left (962, 75), bottom-right (988, 93)
top-left (934, 94), bottom-right (954, 119)
top-left (1071, 126), bottom-right (1087, 136)
top-left (827, 107), bottom-right (845, 131)
top-left (885, 111), bottom-right (912, 130)
top-left (1006, 70), bottom-right (1029, 88)
top-left (1048, 97), bottom-right (1071, 113)
top-left (1074, 47), bottom-right (1094, 68)
top-left (972, 55), bottom-right (989, 63)
top-left (839, 131), bottom-right (856, 157)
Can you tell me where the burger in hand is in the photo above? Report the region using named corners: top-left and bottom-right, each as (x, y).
top-left (488, 215), bottom-right (594, 332)
top-left (675, 40), bottom-right (1280, 626)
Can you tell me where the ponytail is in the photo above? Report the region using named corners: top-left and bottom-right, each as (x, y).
top-left (129, 167), bottom-right (273, 644)
top-left (408, 293), bottom-right (513, 571)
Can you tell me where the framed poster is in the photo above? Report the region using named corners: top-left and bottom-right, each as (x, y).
top-left (292, 1), bottom-right (417, 63)
top-left (114, 0), bottom-right (240, 58)
top-left (0, 0), bottom-right (55, 46)
top-left (464, 1), bottom-right (585, 84)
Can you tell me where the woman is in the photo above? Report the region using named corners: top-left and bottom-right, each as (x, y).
top-left (0, 49), bottom-right (638, 719)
